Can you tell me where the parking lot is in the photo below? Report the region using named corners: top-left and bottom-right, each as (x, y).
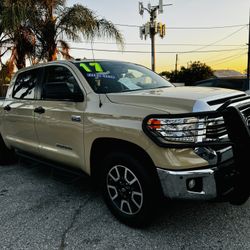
top-left (0, 158), bottom-right (249, 250)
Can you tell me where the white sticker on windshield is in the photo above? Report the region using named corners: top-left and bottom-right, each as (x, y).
top-left (118, 78), bottom-right (142, 90)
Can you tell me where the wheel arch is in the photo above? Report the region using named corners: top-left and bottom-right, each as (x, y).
top-left (90, 138), bottom-right (159, 187)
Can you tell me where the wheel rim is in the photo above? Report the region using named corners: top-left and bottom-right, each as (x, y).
top-left (106, 165), bottom-right (143, 215)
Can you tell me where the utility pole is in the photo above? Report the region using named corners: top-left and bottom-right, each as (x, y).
top-left (150, 8), bottom-right (157, 72)
top-left (175, 54), bottom-right (178, 72)
top-left (175, 54), bottom-right (178, 80)
top-left (139, 1), bottom-right (171, 71)
top-left (247, 10), bottom-right (250, 85)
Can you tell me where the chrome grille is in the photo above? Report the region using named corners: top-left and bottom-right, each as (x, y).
top-left (238, 103), bottom-right (250, 130)
top-left (206, 117), bottom-right (228, 141)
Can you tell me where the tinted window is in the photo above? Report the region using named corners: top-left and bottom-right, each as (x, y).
top-left (216, 79), bottom-right (246, 91)
top-left (13, 69), bottom-right (40, 99)
top-left (43, 66), bottom-right (82, 100)
top-left (74, 61), bottom-right (174, 93)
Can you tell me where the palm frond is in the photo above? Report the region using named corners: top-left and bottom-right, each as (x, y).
top-left (58, 39), bottom-right (73, 60)
top-left (57, 4), bottom-right (97, 41)
top-left (95, 19), bottom-right (124, 48)
top-left (2, 0), bottom-right (30, 31)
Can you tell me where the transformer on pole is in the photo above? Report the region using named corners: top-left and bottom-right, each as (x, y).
top-left (139, 1), bottom-right (171, 71)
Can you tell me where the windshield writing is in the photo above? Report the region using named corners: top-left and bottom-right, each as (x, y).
top-left (75, 61), bottom-right (174, 94)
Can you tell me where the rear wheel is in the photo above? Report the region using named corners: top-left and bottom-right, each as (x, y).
top-left (102, 152), bottom-right (159, 227)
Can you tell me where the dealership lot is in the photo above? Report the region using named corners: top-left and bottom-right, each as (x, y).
top-left (0, 158), bottom-right (249, 250)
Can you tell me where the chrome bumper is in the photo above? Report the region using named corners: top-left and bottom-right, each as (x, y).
top-left (157, 168), bottom-right (217, 200)
top-left (156, 145), bottom-right (235, 200)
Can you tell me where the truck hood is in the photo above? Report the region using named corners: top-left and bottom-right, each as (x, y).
top-left (107, 86), bottom-right (245, 113)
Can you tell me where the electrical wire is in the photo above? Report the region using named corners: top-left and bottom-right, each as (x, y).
top-left (65, 25), bottom-right (247, 55)
top-left (68, 40), bottom-right (247, 47)
top-left (115, 23), bottom-right (248, 30)
top-left (205, 49), bottom-right (247, 64)
top-left (66, 46), bottom-right (246, 54)
top-left (183, 25), bottom-right (247, 53)
top-left (211, 52), bottom-right (247, 66)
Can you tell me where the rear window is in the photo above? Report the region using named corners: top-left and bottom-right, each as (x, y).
top-left (13, 68), bottom-right (40, 99)
top-left (73, 61), bottom-right (173, 93)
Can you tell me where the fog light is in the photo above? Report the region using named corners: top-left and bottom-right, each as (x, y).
top-left (186, 177), bottom-right (203, 192)
top-left (188, 179), bottom-right (196, 189)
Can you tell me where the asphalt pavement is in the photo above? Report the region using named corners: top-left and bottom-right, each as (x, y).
top-left (0, 158), bottom-right (249, 250)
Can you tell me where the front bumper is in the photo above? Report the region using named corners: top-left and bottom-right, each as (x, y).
top-left (157, 167), bottom-right (217, 200)
top-left (157, 158), bottom-right (237, 201)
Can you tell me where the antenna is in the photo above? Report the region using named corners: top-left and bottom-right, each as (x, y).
top-left (90, 39), bottom-right (96, 62)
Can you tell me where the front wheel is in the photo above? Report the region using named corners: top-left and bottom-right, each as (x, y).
top-left (102, 153), bottom-right (159, 227)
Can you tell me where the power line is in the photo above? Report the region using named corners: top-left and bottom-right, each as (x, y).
top-left (184, 25), bottom-right (247, 53)
top-left (69, 41), bottom-right (247, 47)
top-left (67, 47), bottom-right (247, 54)
top-left (211, 52), bottom-right (247, 66)
top-left (205, 49), bottom-right (247, 64)
top-left (3, 40), bottom-right (246, 48)
top-left (115, 23), bottom-right (248, 30)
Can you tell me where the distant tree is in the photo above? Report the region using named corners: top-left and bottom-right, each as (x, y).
top-left (160, 61), bottom-right (214, 86)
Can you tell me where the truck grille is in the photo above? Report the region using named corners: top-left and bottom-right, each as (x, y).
top-left (206, 117), bottom-right (228, 141)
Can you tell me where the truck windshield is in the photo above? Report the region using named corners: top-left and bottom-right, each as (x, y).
top-left (73, 61), bottom-right (174, 93)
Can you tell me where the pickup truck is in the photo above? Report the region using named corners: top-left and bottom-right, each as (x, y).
top-left (0, 59), bottom-right (249, 227)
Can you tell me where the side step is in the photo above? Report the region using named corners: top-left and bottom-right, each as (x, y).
top-left (15, 150), bottom-right (89, 178)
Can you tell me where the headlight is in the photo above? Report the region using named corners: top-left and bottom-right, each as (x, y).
top-left (146, 117), bottom-right (205, 143)
top-left (143, 113), bottom-right (229, 147)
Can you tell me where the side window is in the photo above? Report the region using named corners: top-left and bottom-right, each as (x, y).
top-left (43, 66), bottom-right (82, 101)
top-left (13, 69), bottom-right (39, 99)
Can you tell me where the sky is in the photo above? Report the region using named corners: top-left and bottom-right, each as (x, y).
top-left (65, 0), bottom-right (250, 74)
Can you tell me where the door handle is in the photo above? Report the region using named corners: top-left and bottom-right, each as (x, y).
top-left (34, 106), bottom-right (45, 114)
top-left (71, 115), bottom-right (81, 122)
top-left (3, 105), bottom-right (11, 111)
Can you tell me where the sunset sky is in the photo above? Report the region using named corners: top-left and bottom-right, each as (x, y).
top-left (67, 0), bottom-right (250, 74)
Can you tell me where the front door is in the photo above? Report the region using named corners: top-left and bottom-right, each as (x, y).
top-left (34, 65), bottom-right (85, 169)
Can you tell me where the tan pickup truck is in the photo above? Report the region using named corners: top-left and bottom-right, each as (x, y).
top-left (0, 59), bottom-right (249, 227)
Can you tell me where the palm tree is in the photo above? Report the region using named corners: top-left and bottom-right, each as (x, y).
top-left (0, 0), bottom-right (36, 69)
top-left (0, 0), bottom-right (123, 69)
top-left (30, 0), bottom-right (124, 61)
top-left (0, 1), bottom-right (11, 64)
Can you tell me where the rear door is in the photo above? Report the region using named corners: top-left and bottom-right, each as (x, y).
top-left (34, 64), bottom-right (86, 169)
top-left (2, 68), bottom-right (42, 155)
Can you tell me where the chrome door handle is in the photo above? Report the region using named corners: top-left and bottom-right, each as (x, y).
top-left (71, 115), bottom-right (81, 122)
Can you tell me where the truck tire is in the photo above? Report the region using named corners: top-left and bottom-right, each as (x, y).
top-left (102, 152), bottom-right (159, 227)
top-left (0, 135), bottom-right (17, 165)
